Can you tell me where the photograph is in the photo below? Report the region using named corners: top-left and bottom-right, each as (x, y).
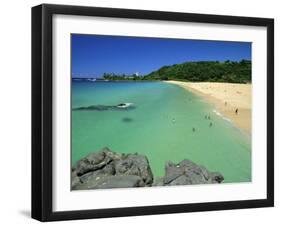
top-left (71, 34), bottom-right (252, 190)
top-left (30, 3), bottom-right (274, 221)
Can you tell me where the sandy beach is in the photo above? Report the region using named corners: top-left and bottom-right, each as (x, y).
top-left (166, 81), bottom-right (252, 135)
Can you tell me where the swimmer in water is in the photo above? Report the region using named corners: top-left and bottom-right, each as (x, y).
top-left (209, 122), bottom-right (213, 127)
top-left (192, 127), bottom-right (196, 132)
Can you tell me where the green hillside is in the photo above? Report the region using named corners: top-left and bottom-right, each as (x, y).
top-left (143, 60), bottom-right (251, 83)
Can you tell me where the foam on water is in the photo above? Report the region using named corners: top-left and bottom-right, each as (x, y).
top-left (213, 109), bottom-right (232, 122)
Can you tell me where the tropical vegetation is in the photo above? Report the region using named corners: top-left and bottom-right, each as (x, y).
top-left (101, 60), bottom-right (251, 83)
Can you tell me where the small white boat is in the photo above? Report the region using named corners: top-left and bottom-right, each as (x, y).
top-left (87, 78), bottom-right (96, 82)
top-left (116, 103), bottom-right (133, 109)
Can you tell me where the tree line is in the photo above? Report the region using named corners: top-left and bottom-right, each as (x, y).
top-left (102, 60), bottom-right (251, 83)
top-left (103, 73), bottom-right (140, 81)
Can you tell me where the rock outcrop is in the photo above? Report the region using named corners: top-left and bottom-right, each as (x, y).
top-left (72, 147), bottom-right (153, 190)
top-left (153, 159), bottom-right (224, 186)
top-left (72, 147), bottom-right (224, 190)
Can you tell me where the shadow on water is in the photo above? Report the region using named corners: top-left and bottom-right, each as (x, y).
top-left (122, 117), bottom-right (134, 123)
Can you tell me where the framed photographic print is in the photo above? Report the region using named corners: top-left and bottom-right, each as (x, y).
top-left (32, 4), bottom-right (274, 221)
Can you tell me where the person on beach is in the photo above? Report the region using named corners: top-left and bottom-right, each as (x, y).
top-left (225, 101), bottom-right (227, 106)
top-left (235, 108), bottom-right (238, 115)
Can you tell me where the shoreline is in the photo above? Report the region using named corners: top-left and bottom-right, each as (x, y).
top-left (165, 81), bottom-right (252, 136)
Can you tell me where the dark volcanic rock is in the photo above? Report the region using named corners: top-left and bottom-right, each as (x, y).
top-left (72, 148), bottom-right (224, 190)
top-left (209, 172), bottom-right (224, 183)
top-left (152, 177), bottom-right (164, 186)
top-left (96, 175), bottom-right (144, 189)
top-left (72, 148), bottom-right (153, 190)
top-left (160, 159), bottom-right (224, 186)
top-left (73, 175), bottom-right (144, 190)
top-left (75, 147), bottom-right (120, 176)
top-left (115, 154), bottom-right (153, 185)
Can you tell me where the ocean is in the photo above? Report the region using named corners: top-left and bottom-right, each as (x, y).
top-left (72, 81), bottom-right (251, 183)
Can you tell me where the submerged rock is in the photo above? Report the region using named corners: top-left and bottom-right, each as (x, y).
top-left (72, 148), bottom-right (224, 190)
top-left (72, 103), bottom-right (135, 111)
top-left (122, 117), bottom-right (134, 122)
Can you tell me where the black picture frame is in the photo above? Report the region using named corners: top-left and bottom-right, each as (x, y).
top-left (32, 4), bottom-right (274, 222)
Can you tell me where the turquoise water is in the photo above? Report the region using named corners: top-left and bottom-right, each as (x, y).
top-left (72, 81), bottom-right (251, 183)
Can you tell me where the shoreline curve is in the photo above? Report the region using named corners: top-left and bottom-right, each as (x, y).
top-left (165, 80), bottom-right (252, 136)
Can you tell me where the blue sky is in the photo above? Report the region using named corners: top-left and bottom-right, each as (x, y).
top-left (71, 34), bottom-right (251, 78)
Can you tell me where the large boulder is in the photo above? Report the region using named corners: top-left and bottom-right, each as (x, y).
top-left (114, 154), bottom-right (153, 185)
top-left (72, 148), bottom-right (153, 190)
top-left (160, 159), bottom-right (224, 186)
top-left (75, 147), bottom-right (121, 176)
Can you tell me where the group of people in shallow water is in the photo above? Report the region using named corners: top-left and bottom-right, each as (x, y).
top-left (171, 113), bottom-right (214, 132)
top-left (192, 116), bottom-right (213, 133)
top-left (171, 102), bottom-right (240, 132)
top-left (193, 113), bottom-right (215, 132)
